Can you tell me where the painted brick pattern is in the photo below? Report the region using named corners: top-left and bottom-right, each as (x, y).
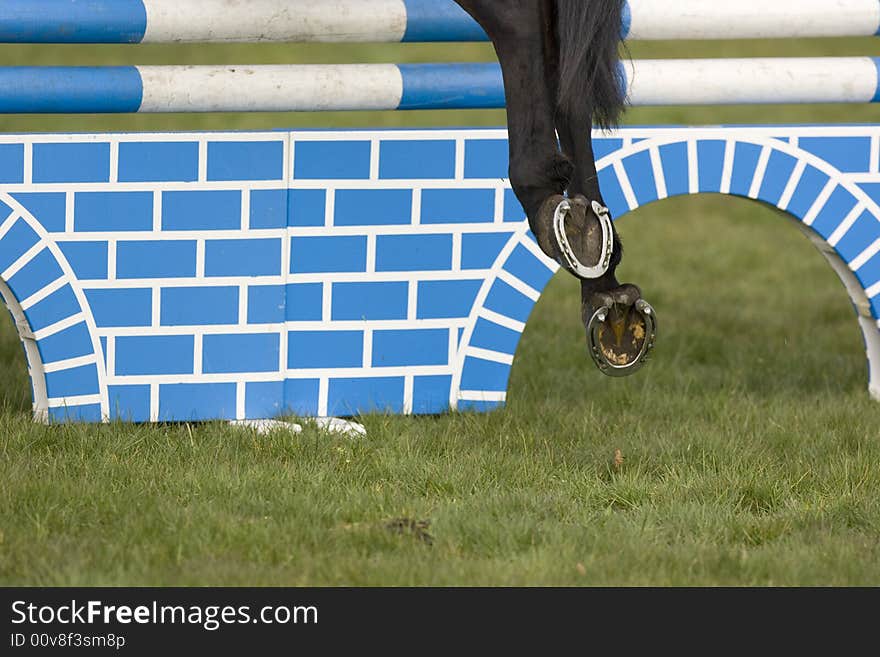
top-left (0, 126), bottom-right (878, 423)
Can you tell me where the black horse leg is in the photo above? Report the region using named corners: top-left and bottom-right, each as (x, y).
top-left (454, 0), bottom-right (572, 249)
top-left (557, 113), bottom-right (654, 373)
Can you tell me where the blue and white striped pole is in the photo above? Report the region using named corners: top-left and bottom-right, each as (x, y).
top-left (1, 0), bottom-right (878, 43)
top-left (0, 59), bottom-right (878, 113)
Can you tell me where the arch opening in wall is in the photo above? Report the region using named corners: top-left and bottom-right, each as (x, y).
top-left (507, 192), bottom-right (873, 409)
top-left (0, 279), bottom-right (38, 416)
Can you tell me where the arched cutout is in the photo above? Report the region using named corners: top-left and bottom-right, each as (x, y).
top-left (453, 131), bottom-right (880, 407)
top-left (0, 194), bottom-right (109, 422)
top-left (599, 133), bottom-right (880, 399)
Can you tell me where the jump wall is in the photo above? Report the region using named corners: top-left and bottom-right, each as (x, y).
top-left (2, 125), bottom-right (879, 423)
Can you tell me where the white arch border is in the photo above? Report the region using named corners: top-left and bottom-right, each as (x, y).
top-left (0, 193), bottom-right (110, 421)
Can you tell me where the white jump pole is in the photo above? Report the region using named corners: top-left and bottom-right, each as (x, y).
top-left (1, 0), bottom-right (878, 43)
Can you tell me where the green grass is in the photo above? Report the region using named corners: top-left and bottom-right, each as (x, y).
top-left (1, 37), bottom-right (879, 586)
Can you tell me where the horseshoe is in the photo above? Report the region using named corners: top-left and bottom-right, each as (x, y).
top-left (553, 198), bottom-right (614, 280)
top-left (587, 298), bottom-right (657, 377)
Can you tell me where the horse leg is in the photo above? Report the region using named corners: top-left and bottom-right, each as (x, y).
top-left (553, 0), bottom-right (657, 374)
top-left (556, 111), bottom-right (654, 374)
top-left (454, 0), bottom-right (573, 248)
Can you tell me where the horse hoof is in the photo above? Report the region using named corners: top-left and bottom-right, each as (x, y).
top-left (536, 195), bottom-right (613, 279)
top-left (584, 286), bottom-right (656, 376)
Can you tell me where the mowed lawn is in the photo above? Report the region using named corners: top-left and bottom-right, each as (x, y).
top-left (1, 36), bottom-right (879, 586)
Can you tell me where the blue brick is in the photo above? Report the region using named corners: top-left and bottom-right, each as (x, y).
top-left (836, 210), bottom-right (880, 263)
top-left (859, 183), bottom-right (880, 207)
top-left (416, 279), bottom-right (482, 319)
top-left (697, 140), bottom-right (726, 193)
top-left (161, 286), bottom-right (238, 326)
top-left (116, 335), bottom-right (194, 376)
top-left (11, 193), bottom-right (65, 232)
top-left (288, 331), bottom-right (363, 369)
top-left (37, 322), bottom-right (94, 364)
top-left (659, 142), bottom-right (689, 198)
top-left (412, 375), bottom-right (452, 414)
top-left (250, 189), bottom-right (287, 229)
top-left (74, 191), bottom-right (153, 232)
top-left (283, 379), bottom-right (320, 416)
top-left (756, 150), bottom-right (798, 205)
top-left (23, 284), bottom-right (80, 332)
top-left (162, 191), bottom-right (241, 231)
top-left (45, 364), bottom-right (100, 398)
top-left (373, 329), bottom-right (449, 367)
top-left (461, 232), bottom-right (513, 269)
top-left (800, 137), bottom-right (872, 174)
top-left (787, 167), bottom-right (831, 220)
top-left (290, 236), bottom-right (366, 274)
top-left (460, 357), bottom-right (509, 392)
top-left (594, 138), bottom-right (624, 161)
top-left (327, 377), bottom-right (405, 416)
top-left (470, 318), bottom-right (521, 355)
top-left (293, 140), bottom-right (371, 180)
top-left (379, 140), bottom-right (456, 179)
top-left (503, 189), bottom-right (525, 222)
top-left (597, 166), bottom-right (630, 218)
top-left (856, 250), bottom-right (880, 293)
top-left (203, 333), bottom-right (280, 374)
top-left (464, 139), bottom-right (508, 179)
top-left (503, 244), bottom-right (554, 292)
top-left (208, 141), bottom-right (284, 181)
top-left (458, 399), bottom-right (502, 413)
top-left (100, 337), bottom-right (107, 367)
top-left (118, 141), bottom-right (199, 182)
top-left (248, 284), bottom-right (285, 324)
top-left (159, 383), bottom-right (236, 422)
top-left (483, 279), bottom-right (534, 324)
top-left (729, 142), bottom-right (764, 197)
top-left (334, 189), bottom-right (413, 226)
top-left (7, 248), bottom-right (63, 301)
top-left (48, 404), bottom-right (103, 423)
top-left (0, 219), bottom-right (39, 272)
top-left (205, 238), bottom-right (281, 277)
top-left (375, 234), bottom-right (452, 271)
top-left (289, 189), bottom-right (325, 227)
top-left (0, 143), bottom-right (24, 183)
top-left (421, 189), bottom-right (494, 223)
top-left (622, 151), bottom-right (658, 206)
top-left (108, 384), bottom-right (151, 422)
top-left (286, 283), bottom-right (323, 321)
top-left (811, 187), bottom-right (858, 241)
top-left (246, 381), bottom-right (284, 419)
top-left (33, 143), bottom-right (110, 183)
top-left (85, 288), bottom-right (152, 328)
top-left (332, 281), bottom-right (408, 320)
top-left (116, 241), bottom-right (197, 279)
top-left (58, 241), bottom-right (108, 280)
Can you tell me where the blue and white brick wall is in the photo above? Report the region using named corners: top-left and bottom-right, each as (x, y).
top-left (0, 125), bottom-right (878, 424)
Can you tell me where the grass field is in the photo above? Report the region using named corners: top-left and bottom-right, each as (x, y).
top-left (1, 35), bottom-right (879, 586)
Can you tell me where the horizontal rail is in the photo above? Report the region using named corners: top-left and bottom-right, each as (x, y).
top-left (1, 0), bottom-right (878, 44)
top-left (0, 59), bottom-right (878, 113)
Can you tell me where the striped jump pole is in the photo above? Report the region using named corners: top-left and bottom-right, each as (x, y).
top-left (1, 0), bottom-right (879, 43)
top-left (0, 59), bottom-right (878, 114)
